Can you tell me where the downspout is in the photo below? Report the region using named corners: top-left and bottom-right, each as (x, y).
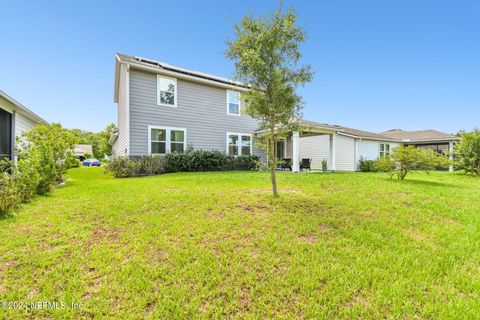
top-left (126, 64), bottom-right (130, 156)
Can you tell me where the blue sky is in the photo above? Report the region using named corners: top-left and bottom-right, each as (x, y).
top-left (1, 0), bottom-right (478, 133)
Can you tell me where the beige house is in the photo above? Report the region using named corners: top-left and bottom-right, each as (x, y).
top-left (0, 90), bottom-right (47, 161)
top-left (74, 144), bottom-right (94, 160)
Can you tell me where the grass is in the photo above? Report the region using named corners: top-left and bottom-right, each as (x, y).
top-left (1, 168), bottom-right (480, 319)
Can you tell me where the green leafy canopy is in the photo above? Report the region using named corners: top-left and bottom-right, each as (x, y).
top-left (226, 5), bottom-right (312, 129)
top-left (226, 4), bottom-right (312, 196)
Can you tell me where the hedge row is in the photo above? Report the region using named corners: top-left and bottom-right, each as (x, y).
top-left (105, 150), bottom-right (260, 178)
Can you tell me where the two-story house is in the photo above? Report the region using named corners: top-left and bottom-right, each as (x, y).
top-left (111, 53), bottom-right (459, 172)
top-left (111, 53), bottom-right (261, 158)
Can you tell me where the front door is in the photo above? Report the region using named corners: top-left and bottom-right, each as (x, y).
top-left (0, 108), bottom-right (12, 160)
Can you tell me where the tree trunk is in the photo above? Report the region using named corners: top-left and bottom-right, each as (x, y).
top-left (269, 126), bottom-right (278, 197)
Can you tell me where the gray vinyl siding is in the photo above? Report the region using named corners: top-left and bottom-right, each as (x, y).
top-left (114, 63), bottom-right (129, 156)
top-left (128, 69), bottom-right (260, 156)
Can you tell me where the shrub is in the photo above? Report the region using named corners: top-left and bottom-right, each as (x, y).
top-left (105, 151), bottom-right (260, 178)
top-left (455, 129), bottom-right (480, 175)
top-left (15, 151), bottom-right (42, 202)
top-left (0, 154), bottom-right (42, 215)
top-left (358, 157), bottom-right (377, 172)
top-left (0, 124), bottom-right (78, 216)
top-left (375, 145), bottom-right (451, 180)
top-left (65, 156), bottom-right (81, 168)
top-left (0, 171), bottom-right (19, 215)
top-left (18, 123), bottom-right (78, 193)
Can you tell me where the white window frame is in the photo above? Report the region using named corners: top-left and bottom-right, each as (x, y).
top-left (379, 143), bottom-right (391, 158)
top-left (226, 90), bottom-right (241, 116)
top-left (226, 132), bottom-right (252, 156)
top-left (157, 75), bottom-right (177, 108)
top-left (148, 125), bottom-right (187, 154)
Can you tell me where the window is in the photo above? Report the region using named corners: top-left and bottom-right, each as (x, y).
top-left (149, 126), bottom-right (186, 154)
top-left (227, 91), bottom-right (240, 115)
top-left (379, 143), bottom-right (390, 158)
top-left (157, 75), bottom-right (177, 107)
top-left (227, 133), bottom-right (252, 156)
top-left (275, 140), bottom-right (286, 160)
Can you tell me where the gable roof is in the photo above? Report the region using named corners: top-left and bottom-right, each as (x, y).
top-left (114, 53), bottom-right (247, 102)
top-left (299, 120), bottom-right (399, 141)
top-left (380, 129), bottom-right (459, 142)
top-left (74, 144), bottom-right (93, 156)
top-left (0, 90), bottom-right (48, 124)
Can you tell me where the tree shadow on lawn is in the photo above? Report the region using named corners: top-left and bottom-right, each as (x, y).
top-left (0, 213), bottom-right (16, 222)
top-left (383, 177), bottom-right (458, 189)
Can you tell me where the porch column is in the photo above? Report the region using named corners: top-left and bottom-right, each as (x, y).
top-left (354, 138), bottom-right (359, 171)
top-left (329, 133), bottom-right (336, 171)
top-left (292, 131), bottom-right (300, 172)
top-left (449, 141), bottom-right (454, 172)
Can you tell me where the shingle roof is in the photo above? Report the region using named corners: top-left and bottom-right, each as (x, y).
top-left (74, 144), bottom-right (93, 157)
top-left (116, 53), bottom-right (246, 89)
top-left (380, 129), bottom-right (459, 142)
top-left (299, 120), bottom-right (398, 141)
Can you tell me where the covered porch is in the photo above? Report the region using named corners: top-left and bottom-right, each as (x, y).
top-left (405, 140), bottom-right (457, 172)
top-left (257, 121), bottom-right (343, 173)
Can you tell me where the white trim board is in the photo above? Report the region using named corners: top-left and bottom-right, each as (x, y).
top-left (226, 132), bottom-right (253, 156)
top-left (226, 90), bottom-right (241, 116)
top-left (147, 125), bottom-right (187, 154)
top-left (157, 74), bottom-right (178, 108)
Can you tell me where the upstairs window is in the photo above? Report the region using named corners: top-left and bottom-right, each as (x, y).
top-left (379, 143), bottom-right (390, 158)
top-left (227, 91), bottom-right (240, 115)
top-left (149, 126), bottom-right (186, 154)
top-left (227, 132), bottom-right (251, 156)
top-left (157, 75), bottom-right (177, 107)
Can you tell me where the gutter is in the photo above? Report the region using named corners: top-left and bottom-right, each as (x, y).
top-left (337, 132), bottom-right (401, 142)
top-left (118, 60), bottom-right (249, 92)
top-left (0, 90), bottom-right (48, 124)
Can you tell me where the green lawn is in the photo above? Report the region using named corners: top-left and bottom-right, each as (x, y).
top-left (1, 168), bottom-right (480, 319)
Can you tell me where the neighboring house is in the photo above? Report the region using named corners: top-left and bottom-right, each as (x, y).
top-left (0, 90), bottom-right (48, 161)
top-left (380, 129), bottom-right (459, 153)
top-left (111, 53), bottom-right (459, 172)
top-left (74, 144), bottom-right (93, 160)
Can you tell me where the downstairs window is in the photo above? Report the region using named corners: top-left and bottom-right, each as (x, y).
top-left (149, 126), bottom-right (186, 154)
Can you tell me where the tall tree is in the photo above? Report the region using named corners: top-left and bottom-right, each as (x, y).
top-left (67, 123), bottom-right (117, 158)
top-left (98, 123), bottom-right (117, 157)
top-left (226, 5), bottom-right (312, 196)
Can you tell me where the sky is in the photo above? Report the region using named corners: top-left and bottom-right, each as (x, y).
top-left (1, 0), bottom-right (479, 133)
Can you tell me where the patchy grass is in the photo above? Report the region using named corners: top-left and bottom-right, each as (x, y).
top-left (1, 167), bottom-right (480, 318)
